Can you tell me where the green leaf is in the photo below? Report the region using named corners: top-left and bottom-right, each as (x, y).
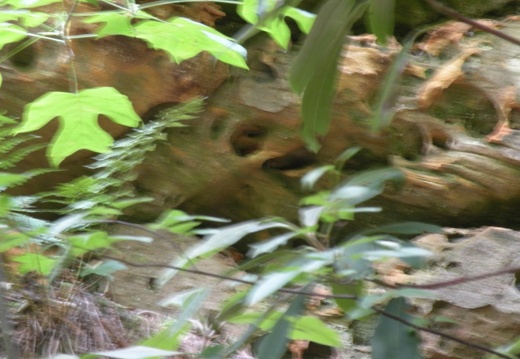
top-left (256, 294), bottom-right (306, 359)
top-left (301, 165), bottom-right (334, 190)
top-left (156, 219), bottom-right (290, 288)
top-left (13, 253), bottom-right (56, 276)
top-left (372, 297), bottom-right (423, 359)
top-left (260, 15), bottom-right (291, 49)
top-left (0, 22), bottom-right (27, 50)
top-left (335, 146), bottom-right (361, 169)
top-left (19, 12), bottom-right (50, 27)
top-left (368, 0), bottom-right (394, 44)
top-left (80, 259), bottom-right (127, 277)
top-left (159, 288), bottom-right (207, 307)
top-left (332, 280), bottom-right (363, 314)
top-left (289, 316), bottom-right (341, 347)
top-left (1, 0), bottom-right (62, 8)
top-left (84, 12), bottom-right (135, 37)
top-left (283, 7), bottom-right (315, 34)
top-left (237, 0), bottom-right (261, 24)
top-left (248, 232), bottom-right (297, 258)
top-left (246, 254), bottom-right (333, 305)
top-left (289, 0), bottom-right (369, 150)
top-left (15, 87), bottom-right (141, 166)
top-left (134, 18), bottom-right (248, 69)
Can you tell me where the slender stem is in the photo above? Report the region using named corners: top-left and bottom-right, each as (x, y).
top-left (62, 0), bottom-right (80, 94)
top-left (424, 0), bottom-right (520, 47)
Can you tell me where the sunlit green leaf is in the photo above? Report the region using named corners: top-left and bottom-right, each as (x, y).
top-left (142, 288), bottom-right (208, 350)
top-left (84, 12), bottom-right (136, 37)
top-left (0, 22), bottom-right (27, 50)
top-left (332, 280), bottom-right (363, 314)
top-left (13, 253), bottom-right (56, 276)
top-left (370, 32), bottom-right (415, 132)
top-left (283, 7), bottom-right (315, 34)
top-left (298, 205), bottom-right (323, 227)
top-left (1, 0), bottom-right (62, 8)
top-left (289, 0), bottom-right (369, 150)
top-left (80, 259), bottom-right (127, 277)
top-left (0, 172), bottom-right (28, 188)
top-left (289, 315), bottom-right (341, 346)
top-left (335, 146), bottom-right (361, 169)
top-left (158, 288), bottom-right (206, 307)
top-left (256, 294), bottom-right (306, 359)
top-left (156, 220), bottom-right (290, 288)
top-left (372, 297), bottom-right (423, 359)
top-left (301, 165), bottom-right (334, 190)
top-left (246, 255), bottom-right (332, 305)
top-left (248, 232), bottom-right (297, 258)
top-left (134, 18), bottom-right (248, 69)
top-left (15, 87), bottom-right (141, 166)
top-left (237, 0), bottom-right (261, 24)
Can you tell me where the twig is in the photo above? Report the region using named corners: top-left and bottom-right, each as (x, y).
top-left (424, 0), bottom-right (520, 47)
top-left (98, 253), bottom-right (358, 299)
top-left (104, 253), bottom-right (513, 358)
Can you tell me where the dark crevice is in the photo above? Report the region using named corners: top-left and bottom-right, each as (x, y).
top-left (230, 124), bottom-right (266, 157)
top-left (262, 148), bottom-right (317, 170)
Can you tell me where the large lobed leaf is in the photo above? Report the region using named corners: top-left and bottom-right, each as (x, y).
top-left (14, 87), bottom-right (141, 166)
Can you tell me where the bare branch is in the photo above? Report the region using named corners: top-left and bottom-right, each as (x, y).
top-left (425, 0), bottom-right (520, 46)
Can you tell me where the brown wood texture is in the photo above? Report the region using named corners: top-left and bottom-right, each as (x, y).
top-left (2, 10), bottom-right (520, 229)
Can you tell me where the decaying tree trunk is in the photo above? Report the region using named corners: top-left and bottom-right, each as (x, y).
top-left (128, 19), bottom-right (520, 232)
top-left (4, 3), bottom-right (520, 359)
top-left (2, 2), bottom-right (520, 230)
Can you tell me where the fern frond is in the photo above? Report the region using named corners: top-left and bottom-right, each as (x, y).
top-left (51, 98), bottom-right (205, 212)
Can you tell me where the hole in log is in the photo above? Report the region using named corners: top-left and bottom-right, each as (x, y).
top-left (510, 108), bottom-right (520, 130)
top-left (428, 83), bottom-right (496, 137)
top-left (515, 272), bottom-right (520, 291)
top-left (230, 124), bottom-right (266, 157)
top-left (6, 42), bottom-right (37, 70)
top-left (262, 148), bottom-right (316, 170)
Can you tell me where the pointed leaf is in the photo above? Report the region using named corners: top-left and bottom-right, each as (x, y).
top-left (332, 280), bottom-right (363, 314)
top-left (84, 12), bottom-right (135, 37)
top-left (368, 0), bottom-right (394, 44)
top-left (290, 0), bottom-right (369, 150)
top-left (248, 232), bottom-right (297, 258)
top-left (156, 220), bottom-right (289, 288)
top-left (372, 297), bottom-right (423, 359)
top-left (283, 7), bottom-right (315, 34)
top-left (0, 23), bottom-right (27, 50)
top-left (289, 316), bottom-right (341, 347)
top-left (301, 165), bottom-right (334, 190)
